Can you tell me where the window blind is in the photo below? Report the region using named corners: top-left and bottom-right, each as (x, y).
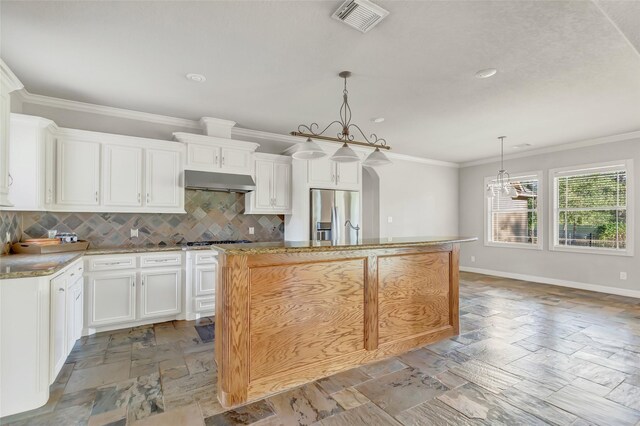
top-left (555, 167), bottom-right (627, 250)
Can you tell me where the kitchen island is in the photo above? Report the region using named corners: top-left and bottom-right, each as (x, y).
top-left (212, 236), bottom-right (476, 407)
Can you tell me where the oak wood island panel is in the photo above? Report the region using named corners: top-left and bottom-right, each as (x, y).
top-left (212, 237), bottom-right (475, 407)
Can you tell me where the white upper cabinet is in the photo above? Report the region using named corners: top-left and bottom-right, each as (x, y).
top-left (220, 147), bottom-right (251, 173)
top-left (7, 114), bottom-right (56, 211)
top-left (273, 161), bottom-right (291, 210)
top-left (174, 132), bottom-right (259, 175)
top-left (336, 162), bottom-right (360, 188)
top-left (307, 156), bottom-right (361, 190)
top-left (187, 143), bottom-right (220, 171)
top-left (145, 148), bottom-right (181, 209)
top-left (308, 156), bottom-right (336, 187)
top-left (56, 137), bottom-right (101, 207)
top-left (38, 126), bottom-right (185, 213)
top-left (103, 144), bottom-right (143, 207)
top-left (253, 159), bottom-right (275, 210)
top-left (0, 60), bottom-right (23, 207)
top-left (245, 154), bottom-right (292, 215)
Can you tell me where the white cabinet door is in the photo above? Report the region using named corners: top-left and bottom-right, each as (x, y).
top-left (273, 162), bottom-right (291, 211)
top-left (145, 148), bottom-right (181, 209)
top-left (220, 148), bottom-right (251, 173)
top-left (56, 138), bottom-right (101, 206)
top-left (308, 157), bottom-right (336, 187)
top-left (72, 279), bottom-right (83, 342)
top-left (337, 162), bottom-right (360, 188)
top-left (254, 160), bottom-right (274, 210)
top-left (50, 275), bottom-right (67, 381)
top-left (66, 278), bottom-right (82, 354)
top-left (139, 269), bottom-right (181, 319)
top-left (103, 144), bottom-right (143, 207)
top-left (87, 272), bottom-right (136, 326)
top-left (7, 115), bottom-right (46, 211)
top-left (194, 263), bottom-right (216, 297)
top-left (187, 143), bottom-right (220, 171)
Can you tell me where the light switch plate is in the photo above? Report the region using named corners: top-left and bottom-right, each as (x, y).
top-left (620, 272), bottom-right (627, 280)
top-left (249, 227), bottom-right (255, 235)
top-left (131, 228), bottom-right (139, 238)
top-left (387, 216), bottom-right (393, 223)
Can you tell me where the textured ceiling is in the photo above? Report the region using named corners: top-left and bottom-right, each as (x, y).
top-left (2, 1), bottom-right (639, 163)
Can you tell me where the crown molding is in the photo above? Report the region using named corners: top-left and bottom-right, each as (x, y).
top-left (0, 58), bottom-right (24, 92)
top-left (16, 89), bottom-right (456, 168)
top-left (460, 130), bottom-right (640, 168)
top-left (17, 89), bottom-right (202, 130)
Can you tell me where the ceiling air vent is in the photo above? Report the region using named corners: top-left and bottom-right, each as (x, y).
top-left (332, 0), bottom-right (389, 33)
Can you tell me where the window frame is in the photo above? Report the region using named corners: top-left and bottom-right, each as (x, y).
top-left (549, 159), bottom-right (634, 257)
top-left (484, 170), bottom-right (543, 250)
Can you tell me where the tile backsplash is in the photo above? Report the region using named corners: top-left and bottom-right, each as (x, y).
top-left (0, 210), bottom-right (21, 254)
top-left (6, 190), bottom-right (284, 249)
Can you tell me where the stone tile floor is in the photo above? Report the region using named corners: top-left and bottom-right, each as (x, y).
top-left (2, 272), bottom-right (640, 425)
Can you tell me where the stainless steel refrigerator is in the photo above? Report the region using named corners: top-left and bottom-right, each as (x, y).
top-left (310, 189), bottom-right (361, 244)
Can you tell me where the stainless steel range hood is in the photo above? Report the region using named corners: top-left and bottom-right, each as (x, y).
top-left (184, 170), bottom-right (256, 193)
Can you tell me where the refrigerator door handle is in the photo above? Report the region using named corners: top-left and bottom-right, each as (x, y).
top-left (331, 206), bottom-right (339, 245)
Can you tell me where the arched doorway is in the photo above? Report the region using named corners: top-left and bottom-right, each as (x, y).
top-left (362, 166), bottom-right (380, 239)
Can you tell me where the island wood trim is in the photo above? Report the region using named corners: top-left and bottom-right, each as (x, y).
top-left (215, 242), bottom-right (460, 407)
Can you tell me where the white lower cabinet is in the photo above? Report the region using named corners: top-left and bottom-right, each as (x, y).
top-left (50, 275), bottom-right (67, 382)
top-left (140, 269), bottom-right (181, 319)
top-left (68, 278), bottom-right (83, 351)
top-left (185, 251), bottom-right (217, 317)
top-left (87, 272), bottom-right (136, 327)
top-left (50, 259), bottom-right (84, 383)
top-left (85, 252), bottom-right (184, 332)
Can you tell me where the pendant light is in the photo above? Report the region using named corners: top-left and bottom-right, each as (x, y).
top-left (290, 71), bottom-right (392, 166)
top-left (332, 143), bottom-right (360, 163)
top-left (486, 136), bottom-right (518, 198)
top-left (291, 137), bottom-right (327, 160)
top-left (363, 147), bottom-right (392, 167)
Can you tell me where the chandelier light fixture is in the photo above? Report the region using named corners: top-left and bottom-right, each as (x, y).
top-left (290, 71), bottom-right (392, 166)
top-left (486, 136), bottom-right (518, 198)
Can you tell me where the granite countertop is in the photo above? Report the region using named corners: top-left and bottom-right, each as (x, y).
top-left (211, 236), bottom-right (477, 255)
top-left (0, 252), bottom-right (84, 279)
top-left (0, 244), bottom-right (213, 280)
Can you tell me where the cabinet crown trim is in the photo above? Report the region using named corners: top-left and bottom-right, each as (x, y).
top-left (173, 132), bottom-right (259, 151)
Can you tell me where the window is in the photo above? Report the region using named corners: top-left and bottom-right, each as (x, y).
top-left (485, 172), bottom-right (542, 249)
top-left (551, 160), bottom-right (633, 256)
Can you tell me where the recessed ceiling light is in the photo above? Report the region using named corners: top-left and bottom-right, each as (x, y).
top-left (372, 117), bottom-right (385, 123)
top-left (513, 143), bottom-right (532, 149)
top-left (475, 68), bottom-right (498, 79)
top-left (186, 73), bottom-right (206, 83)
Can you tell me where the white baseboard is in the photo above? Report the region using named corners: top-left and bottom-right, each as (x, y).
top-left (460, 266), bottom-right (640, 299)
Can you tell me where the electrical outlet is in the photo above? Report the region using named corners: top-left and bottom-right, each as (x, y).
top-left (4, 232), bottom-right (10, 244)
top-left (48, 229), bottom-right (57, 239)
top-left (387, 216), bottom-right (393, 223)
top-left (620, 272), bottom-right (627, 280)
top-left (249, 227), bottom-right (255, 235)
top-left (130, 228), bottom-right (139, 238)
top-left (471, 256), bottom-right (476, 263)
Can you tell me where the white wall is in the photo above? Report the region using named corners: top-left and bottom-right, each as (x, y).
top-left (459, 137), bottom-right (640, 297)
top-left (377, 159), bottom-right (459, 238)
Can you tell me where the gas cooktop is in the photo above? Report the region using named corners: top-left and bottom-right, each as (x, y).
top-left (183, 240), bottom-right (253, 247)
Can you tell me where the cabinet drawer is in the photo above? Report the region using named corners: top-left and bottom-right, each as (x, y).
top-left (195, 296), bottom-right (215, 313)
top-left (140, 253), bottom-right (181, 268)
top-left (66, 264), bottom-right (84, 284)
top-left (88, 256), bottom-right (136, 272)
top-left (195, 252), bottom-right (217, 265)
